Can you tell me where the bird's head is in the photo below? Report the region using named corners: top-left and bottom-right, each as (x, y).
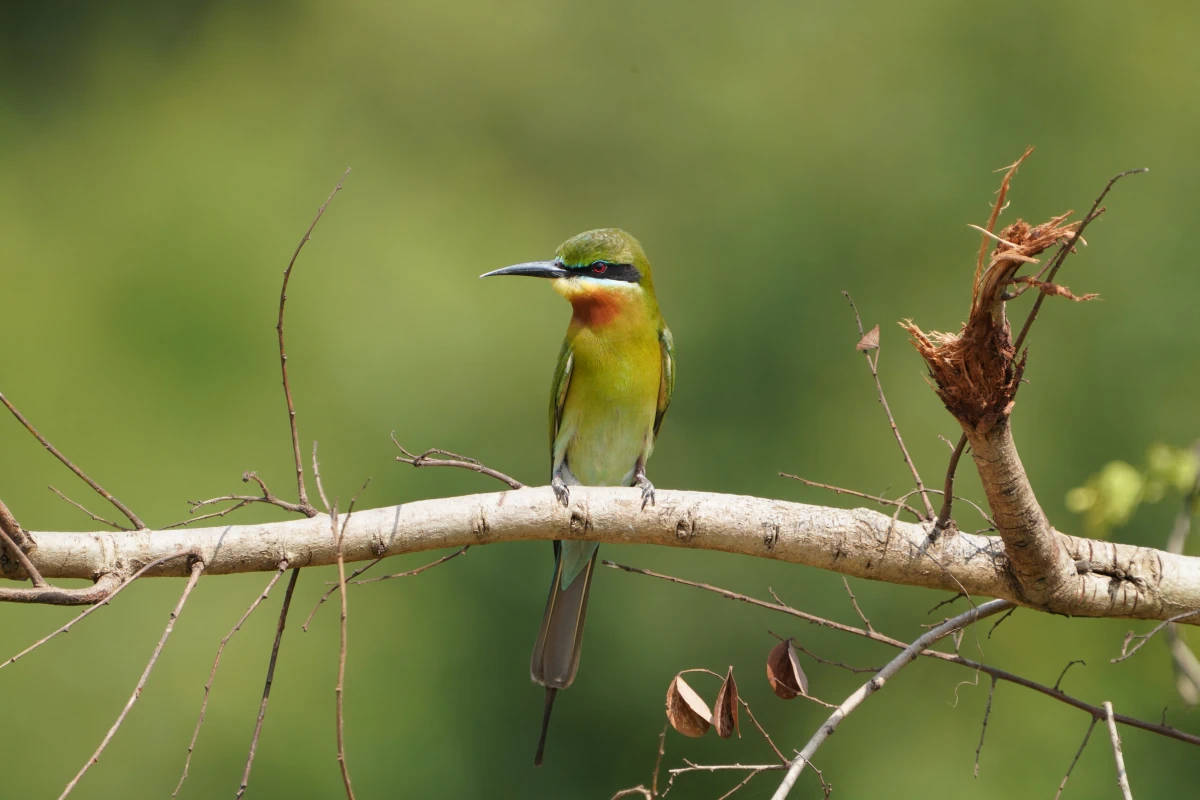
top-left (481, 229), bottom-right (658, 324)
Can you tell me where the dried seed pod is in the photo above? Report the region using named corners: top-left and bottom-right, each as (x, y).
top-left (666, 674), bottom-right (712, 737)
top-left (766, 638), bottom-right (809, 700)
top-left (713, 666), bottom-right (740, 739)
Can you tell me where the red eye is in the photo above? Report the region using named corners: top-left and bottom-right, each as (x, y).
top-left (592, 262), bottom-right (607, 274)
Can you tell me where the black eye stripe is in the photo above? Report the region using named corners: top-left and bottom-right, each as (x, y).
top-left (565, 261), bottom-right (641, 283)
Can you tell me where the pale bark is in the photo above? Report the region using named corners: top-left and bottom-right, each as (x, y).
top-left (4, 486), bottom-right (1198, 623)
top-left (965, 419), bottom-right (1077, 606)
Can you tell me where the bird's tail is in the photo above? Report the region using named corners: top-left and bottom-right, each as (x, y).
top-left (530, 540), bottom-right (598, 766)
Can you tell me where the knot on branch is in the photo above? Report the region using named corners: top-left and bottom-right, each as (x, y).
top-left (903, 214), bottom-right (1078, 435)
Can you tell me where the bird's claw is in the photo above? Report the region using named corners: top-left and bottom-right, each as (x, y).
top-left (551, 475), bottom-right (570, 507)
top-left (635, 475), bottom-right (656, 510)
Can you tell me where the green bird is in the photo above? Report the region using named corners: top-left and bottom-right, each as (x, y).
top-left (482, 228), bottom-right (674, 766)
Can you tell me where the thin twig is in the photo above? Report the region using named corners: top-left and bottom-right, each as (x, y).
top-left (162, 499), bottom-right (253, 529)
top-left (1011, 168), bottom-right (1148, 355)
top-left (987, 607), bottom-right (1016, 638)
top-left (842, 291), bottom-right (935, 518)
top-left (1104, 701), bottom-right (1135, 800)
top-left (739, 698), bottom-right (788, 763)
top-left (392, 435), bottom-right (526, 490)
top-left (1054, 717), bottom-right (1098, 800)
top-left (714, 769), bottom-right (766, 800)
top-left (348, 546), bottom-right (470, 586)
top-left (610, 788), bottom-right (652, 800)
top-left (1054, 660), bottom-right (1086, 692)
top-left (974, 675), bottom-right (998, 777)
top-left (0, 495), bottom-right (32, 551)
top-left (934, 434), bottom-right (969, 533)
top-left (187, 471), bottom-right (315, 519)
top-left (769, 599), bottom-right (1014, 799)
top-left (173, 563), bottom-right (289, 797)
top-left (928, 593), bottom-right (966, 615)
top-left (665, 763), bottom-right (786, 798)
top-left (604, 561), bottom-right (1200, 747)
top-left (651, 721), bottom-right (668, 796)
top-left (0, 391), bottom-right (145, 529)
top-left (768, 629), bottom-right (879, 673)
top-left (302, 553), bottom-right (382, 631)
top-left (2, 550), bottom-right (197, 668)
top-left (842, 576), bottom-right (873, 632)
top-left (0, 517), bottom-right (47, 587)
top-left (1112, 609), bottom-right (1200, 663)
top-left (59, 560), bottom-right (204, 799)
top-left (236, 567), bottom-right (301, 799)
top-left (779, 473), bottom-right (922, 520)
top-left (48, 485), bottom-right (131, 530)
top-left (330, 477), bottom-right (369, 800)
top-left (304, 545), bottom-right (471, 630)
top-left (278, 170), bottom-right (350, 515)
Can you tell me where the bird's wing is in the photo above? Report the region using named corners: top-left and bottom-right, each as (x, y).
top-left (653, 325), bottom-right (675, 440)
top-left (549, 338), bottom-right (574, 460)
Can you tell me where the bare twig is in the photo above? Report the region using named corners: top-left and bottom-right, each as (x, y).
top-left (162, 499), bottom-right (253, 530)
top-left (348, 546), bottom-right (470, 586)
top-left (0, 516), bottom-right (47, 587)
top-left (173, 563), bottom-right (289, 797)
top-left (0, 391), bottom-right (145, 529)
top-left (1112, 609), bottom-right (1200, 663)
top-left (1011, 168), bottom-right (1147, 356)
top-left (277, 170), bottom-right (349, 516)
top-left (48, 485), bottom-right (131, 530)
top-left (605, 561), bottom-right (1200, 748)
top-left (1054, 717), bottom-right (1098, 800)
top-left (987, 607), bottom-right (1016, 638)
top-left (392, 436), bottom-right (526, 490)
top-left (779, 473), bottom-right (922, 520)
top-left (610, 788), bottom-right (652, 800)
top-left (842, 577), bottom-right (873, 632)
top-left (187, 470), bottom-right (318, 521)
top-left (740, 698), bottom-right (788, 763)
top-left (304, 545), bottom-right (471, 630)
top-left (3, 550), bottom-right (196, 667)
top-left (934, 434), bottom-right (969, 533)
top-left (714, 769), bottom-right (767, 800)
top-left (1104, 701), bottom-right (1135, 800)
top-left (974, 675), bottom-right (998, 777)
top-left (651, 721), bottom-right (668, 796)
top-left (1054, 660), bottom-right (1086, 692)
top-left (841, 292), bottom-right (935, 518)
top-left (928, 593), bottom-right (966, 615)
top-left (665, 763), bottom-right (786, 798)
top-left (769, 599), bottom-right (1014, 799)
top-left (0, 496), bottom-right (32, 551)
top-left (59, 560), bottom-right (204, 799)
top-left (237, 568), bottom-right (301, 799)
top-left (332, 477), bottom-right (369, 800)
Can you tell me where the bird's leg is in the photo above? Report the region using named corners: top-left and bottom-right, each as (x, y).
top-left (633, 456), bottom-right (655, 509)
top-left (551, 465), bottom-right (570, 507)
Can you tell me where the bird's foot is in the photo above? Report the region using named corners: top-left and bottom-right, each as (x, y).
top-left (634, 474), bottom-right (656, 510)
top-left (551, 474), bottom-right (570, 507)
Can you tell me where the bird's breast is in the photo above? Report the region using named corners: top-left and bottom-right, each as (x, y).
top-left (555, 328), bottom-right (660, 487)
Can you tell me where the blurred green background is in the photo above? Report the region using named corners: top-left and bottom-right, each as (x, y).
top-left (1, 1), bottom-right (1197, 797)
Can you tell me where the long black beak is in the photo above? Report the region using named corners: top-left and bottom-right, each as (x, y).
top-left (480, 260), bottom-right (571, 279)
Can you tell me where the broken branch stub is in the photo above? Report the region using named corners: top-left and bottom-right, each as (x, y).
top-left (903, 213), bottom-right (1078, 436)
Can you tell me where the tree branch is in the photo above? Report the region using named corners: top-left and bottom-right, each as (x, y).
top-left (7, 488), bottom-right (1199, 624)
top-left (769, 599), bottom-right (1015, 799)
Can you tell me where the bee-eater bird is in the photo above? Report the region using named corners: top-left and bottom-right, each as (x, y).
top-left (481, 228), bottom-right (674, 766)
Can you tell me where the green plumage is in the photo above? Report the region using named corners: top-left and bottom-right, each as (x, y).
top-left (483, 228), bottom-right (673, 765)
